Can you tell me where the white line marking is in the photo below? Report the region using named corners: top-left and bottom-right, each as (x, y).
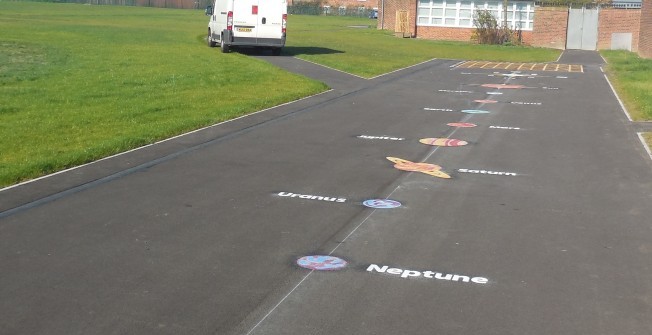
top-left (601, 67), bottom-right (633, 122)
top-left (292, 57), bottom-right (367, 79)
top-left (637, 132), bottom-right (652, 161)
top-left (245, 208), bottom-right (378, 335)
top-left (291, 57), bottom-right (438, 81)
top-left (245, 270), bottom-right (315, 335)
top-left (0, 90), bottom-right (333, 193)
top-left (555, 51), bottom-right (563, 63)
top-left (368, 58), bottom-right (438, 80)
top-left (450, 60), bottom-right (465, 68)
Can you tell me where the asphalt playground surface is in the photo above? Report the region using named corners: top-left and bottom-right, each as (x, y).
top-left (2, 50), bottom-right (652, 335)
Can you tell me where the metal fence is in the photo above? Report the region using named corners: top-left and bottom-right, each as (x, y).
top-left (10, 0), bottom-right (212, 9)
top-left (11, 0), bottom-right (379, 13)
top-left (289, 3), bottom-right (376, 17)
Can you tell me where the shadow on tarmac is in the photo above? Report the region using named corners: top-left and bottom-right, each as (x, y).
top-left (236, 46), bottom-right (344, 57)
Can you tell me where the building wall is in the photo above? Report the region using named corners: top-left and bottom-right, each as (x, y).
top-left (378, 1), bottom-right (645, 52)
top-left (377, 0), bottom-right (417, 36)
top-left (531, 7), bottom-right (568, 49)
top-left (416, 26), bottom-right (533, 44)
top-left (598, 8), bottom-right (641, 51)
top-left (639, 0), bottom-right (652, 57)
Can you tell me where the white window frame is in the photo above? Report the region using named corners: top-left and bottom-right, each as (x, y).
top-left (417, 0), bottom-right (534, 31)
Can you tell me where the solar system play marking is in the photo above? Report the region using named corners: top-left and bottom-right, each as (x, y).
top-left (387, 157), bottom-right (451, 179)
top-left (277, 192), bottom-right (346, 203)
top-left (419, 138), bottom-right (468, 147)
top-left (297, 256), bottom-right (347, 271)
top-left (481, 84), bottom-right (527, 89)
top-left (490, 125), bottom-right (521, 130)
top-left (424, 108), bottom-right (455, 112)
top-left (457, 168), bottom-right (518, 176)
top-left (474, 99), bottom-right (541, 105)
top-left (510, 101), bottom-right (542, 105)
top-left (367, 264), bottom-right (489, 284)
top-left (363, 199), bottom-right (402, 209)
top-left (447, 122), bottom-right (477, 128)
top-left (438, 89), bottom-right (473, 93)
top-left (423, 108), bottom-right (490, 114)
top-left (479, 83), bottom-right (559, 90)
top-left (357, 135), bottom-right (405, 141)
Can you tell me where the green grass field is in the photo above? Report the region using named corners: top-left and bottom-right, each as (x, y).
top-left (0, 2), bottom-right (328, 187)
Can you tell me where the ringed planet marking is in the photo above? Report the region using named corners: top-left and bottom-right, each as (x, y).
top-left (387, 157), bottom-right (451, 179)
top-left (297, 255), bottom-right (348, 271)
top-left (447, 122), bottom-right (477, 128)
top-left (420, 138), bottom-right (468, 147)
top-left (363, 199), bottom-right (402, 209)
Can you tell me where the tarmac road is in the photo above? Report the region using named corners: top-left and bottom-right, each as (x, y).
top-left (1, 51), bottom-right (651, 335)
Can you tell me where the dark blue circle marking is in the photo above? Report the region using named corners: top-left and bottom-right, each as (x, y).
top-left (363, 199), bottom-right (402, 209)
top-left (297, 255), bottom-right (347, 271)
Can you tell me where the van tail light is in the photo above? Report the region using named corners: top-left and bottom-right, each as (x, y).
top-left (282, 14), bottom-right (287, 33)
top-left (227, 11), bottom-right (233, 30)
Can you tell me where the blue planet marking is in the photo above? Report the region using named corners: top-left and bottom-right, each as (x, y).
top-left (297, 255), bottom-right (347, 271)
top-left (363, 199), bottom-right (402, 209)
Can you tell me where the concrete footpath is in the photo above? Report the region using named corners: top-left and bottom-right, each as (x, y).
top-left (1, 51), bottom-right (651, 335)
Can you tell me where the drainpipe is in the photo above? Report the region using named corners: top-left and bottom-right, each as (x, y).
top-left (381, 0), bottom-right (385, 29)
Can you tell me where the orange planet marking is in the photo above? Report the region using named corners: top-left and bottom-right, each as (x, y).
top-left (386, 157), bottom-right (451, 179)
top-left (447, 122), bottom-right (477, 128)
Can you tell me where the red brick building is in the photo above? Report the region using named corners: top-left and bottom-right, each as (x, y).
top-left (377, 0), bottom-right (643, 51)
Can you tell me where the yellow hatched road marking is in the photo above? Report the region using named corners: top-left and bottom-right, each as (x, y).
top-left (457, 61), bottom-right (583, 73)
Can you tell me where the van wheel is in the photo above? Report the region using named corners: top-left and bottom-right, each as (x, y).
top-left (207, 29), bottom-right (217, 48)
top-left (271, 47), bottom-right (282, 56)
top-left (220, 35), bottom-right (230, 53)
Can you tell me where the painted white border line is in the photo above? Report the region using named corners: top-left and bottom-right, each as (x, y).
top-left (368, 58), bottom-right (438, 80)
top-left (601, 67), bottom-right (634, 122)
top-left (0, 90), bottom-right (333, 193)
top-left (637, 132), bottom-right (652, 161)
top-left (293, 57), bottom-right (439, 80)
top-left (293, 57), bottom-right (367, 79)
top-left (450, 60), bottom-right (465, 68)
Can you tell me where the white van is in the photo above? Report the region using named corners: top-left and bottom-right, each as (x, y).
top-left (205, 0), bottom-right (287, 54)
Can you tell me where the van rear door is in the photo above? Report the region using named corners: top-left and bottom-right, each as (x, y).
top-left (232, 0), bottom-right (257, 40)
top-left (256, 0), bottom-right (286, 43)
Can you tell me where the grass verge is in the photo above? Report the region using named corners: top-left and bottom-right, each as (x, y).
top-left (601, 50), bottom-right (652, 150)
top-left (0, 2), bottom-right (327, 187)
top-left (601, 50), bottom-right (652, 122)
top-left (285, 15), bottom-right (561, 78)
